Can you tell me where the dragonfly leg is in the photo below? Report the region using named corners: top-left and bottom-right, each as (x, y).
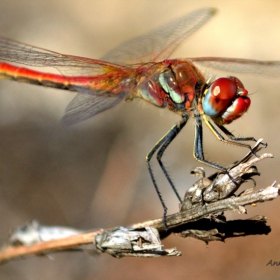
top-left (146, 114), bottom-right (189, 228)
top-left (216, 124), bottom-right (267, 157)
top-left (193, 113), bottom-right (227, 171)
top-left (217, 124), bottom-right (258, 142)
top-left (194, 113), bottom-right (254, 185)
top-left (202, 114), bottom-right (266, 154)
top-left (156, 115), bottom-right (190, 204)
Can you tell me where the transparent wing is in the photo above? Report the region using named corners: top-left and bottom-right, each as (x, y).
top-left (191, 57), bottom-right (280, 77)
top-left (61, 90), bottom-right (127, 127)
top-left (0, 37), bottom-right (131, 76)
top-left (0, 37), bottom-right (139, 125)
top-left (101, 8), bottom-right (216, 64)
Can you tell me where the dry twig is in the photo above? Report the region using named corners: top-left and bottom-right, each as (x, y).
top-left (0, 139), bottom-right (278, 262)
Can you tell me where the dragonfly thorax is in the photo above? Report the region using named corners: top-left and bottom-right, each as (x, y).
top-left (136, 60), bottom-right (205, 114)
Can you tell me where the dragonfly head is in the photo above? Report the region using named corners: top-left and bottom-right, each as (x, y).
top-left (202, 76), bottom-right (251, 125)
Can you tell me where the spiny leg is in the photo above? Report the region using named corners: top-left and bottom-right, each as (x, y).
top-left (146, 114), bottom-right (189, 228)
top-left (202, 114), bottom-right (266, 153)
top-left (146, 129), bottom-right (173, 227)
top-left (216, 124), bottom-right (267, 151)
top-left (156, 114), bottom-right (189, 204)
top-left (217, 124), bottom-right (257, 142)
top-left (193, 112), bottom-right (226, 171)
top-left (194, 113), bottom-right (248, 184)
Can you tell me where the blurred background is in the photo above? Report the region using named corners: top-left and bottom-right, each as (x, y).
top-left (0, 0), bottom-right (280, 279)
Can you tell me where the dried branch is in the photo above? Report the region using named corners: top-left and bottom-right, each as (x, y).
top-left (0, 139), bottom-right (279, 262)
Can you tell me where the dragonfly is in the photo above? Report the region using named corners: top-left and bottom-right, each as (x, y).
top-left (0, 8), bottom-right (279, 227)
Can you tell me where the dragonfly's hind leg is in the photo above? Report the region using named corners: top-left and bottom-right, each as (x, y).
top-left (146, 114), bottom-right (189, 229)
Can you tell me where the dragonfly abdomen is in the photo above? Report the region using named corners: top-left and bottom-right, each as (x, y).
top-left (0, 62), bottom-right (90, 92)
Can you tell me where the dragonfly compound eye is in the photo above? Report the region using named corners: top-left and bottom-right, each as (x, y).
top-left (220, 95), bottom-right (251, 124)
top-left (203, 76), bottom-right (251, 124)
top-left (202, 77), bottom-right (238, 117)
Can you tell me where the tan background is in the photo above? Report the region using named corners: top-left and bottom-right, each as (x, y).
top-left (0, 0), bottom-right (280, 279)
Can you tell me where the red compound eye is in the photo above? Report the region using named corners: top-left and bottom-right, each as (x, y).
top-left (221, 96), bottom-right (251, 124)
top-left (202, 76), bottom-right (249, 123)
top-left (203, 77), bottom-right (238, 117)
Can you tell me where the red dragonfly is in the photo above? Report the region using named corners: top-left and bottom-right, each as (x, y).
top-left (0, 8), bottom-right (279, 225)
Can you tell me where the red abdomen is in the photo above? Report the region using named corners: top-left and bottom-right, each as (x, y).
top-left (0, 62), bottom-right (92, 91)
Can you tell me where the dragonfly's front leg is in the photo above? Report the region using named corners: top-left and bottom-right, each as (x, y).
top-left (146, 114), bottom-right (189, 228)
top-left (202, 114), bottom-right (266, 151)
top-left (216, 124), bottom-right (267, 148)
